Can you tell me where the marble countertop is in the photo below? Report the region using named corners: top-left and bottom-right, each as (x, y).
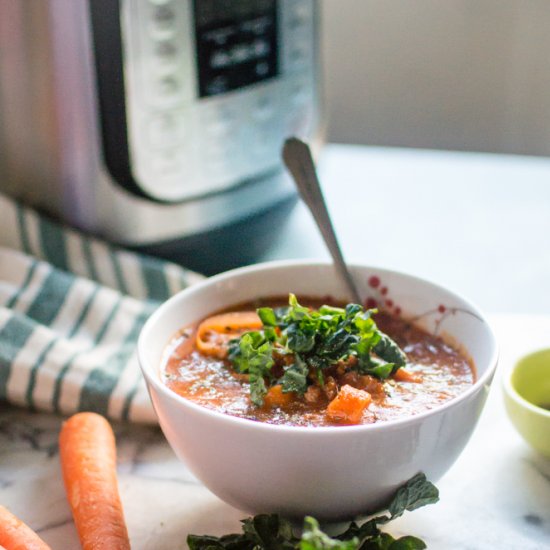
top-left (1, 313), bottom-right (549, 549)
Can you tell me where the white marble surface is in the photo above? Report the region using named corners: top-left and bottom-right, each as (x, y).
top-left (1, 314), bottom-right (550, 549)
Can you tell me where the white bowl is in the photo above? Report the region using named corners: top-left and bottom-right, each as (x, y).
top-left (138, 261), bottom-right (498, 521)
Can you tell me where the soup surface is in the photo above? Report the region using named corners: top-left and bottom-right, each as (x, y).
top-left (161, 297), bottom-right (475, 427)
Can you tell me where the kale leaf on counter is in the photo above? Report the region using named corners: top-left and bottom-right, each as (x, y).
top-left (187, 473), bottom-right (438, 550)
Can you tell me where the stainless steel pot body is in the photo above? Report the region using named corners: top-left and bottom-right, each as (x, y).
top-left (0, 0), bottom-right (321, 271)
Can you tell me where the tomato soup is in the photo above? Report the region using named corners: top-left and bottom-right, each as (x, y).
top-left (160, 297), bottom-right (475, 427)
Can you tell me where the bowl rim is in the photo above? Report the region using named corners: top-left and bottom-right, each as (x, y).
top-left (503, 348), bottom-right (550, 418)
top-left (138, 259), bottom-right (500, 435)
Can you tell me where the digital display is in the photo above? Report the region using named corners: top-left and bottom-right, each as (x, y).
top-left (193, 0), bottom-right (279, 97)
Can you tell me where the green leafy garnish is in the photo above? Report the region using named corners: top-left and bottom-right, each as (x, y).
top-left (187, 473), bottom-right (438, 550)
top-left (300, 518), bottom-right (358, 550)
top-left (227, 294), bottom-right (407, 407)
top-left (229, 332), bottom-right (275, 406)
top-left (280, 355), bottom-right (309, 395)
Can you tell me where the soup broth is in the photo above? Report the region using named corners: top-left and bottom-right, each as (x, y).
top-left (161, 297), bottom-right (475, 427)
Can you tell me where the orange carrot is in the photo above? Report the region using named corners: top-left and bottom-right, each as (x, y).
top-left (393, 367), bottom-right (422, 383)
top-left (196, 311), bottom-right (262, 358)
top-left (326, 385), bottom-right (372, 424)
top-left (0, 504), bottom-right (51, 550)
top-left (59, 412), bottom-right (130, 550)
top-left (263, 385), bottom-right (295, 409)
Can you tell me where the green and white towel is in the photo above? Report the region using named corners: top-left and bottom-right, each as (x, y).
top-left (0, 193), bottom-right (203, 423)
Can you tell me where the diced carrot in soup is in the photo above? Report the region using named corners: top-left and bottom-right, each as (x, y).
top-left (264, 385), bottom-right (295, 408)
top-left (393, 367), bottom-right (422, 383)
top-left (326, 385), bottom-right (372, 425)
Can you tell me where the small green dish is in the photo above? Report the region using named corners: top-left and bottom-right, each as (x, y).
top-left (503, 348), bottom-right (550, 457)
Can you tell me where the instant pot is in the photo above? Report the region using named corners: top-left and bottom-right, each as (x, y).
top-left (0, 0), bottom-right (321, 274)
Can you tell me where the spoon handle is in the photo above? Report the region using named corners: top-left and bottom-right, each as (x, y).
top-left (282, 138), bottom-right (362, 304)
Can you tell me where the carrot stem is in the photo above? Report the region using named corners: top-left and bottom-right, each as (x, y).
top-left (59, 412), bottom-right (130, 550)
top-left (0, 505), bottom-right (51, 550)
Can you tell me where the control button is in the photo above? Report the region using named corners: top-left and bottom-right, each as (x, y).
top-left (149, 2), bottom-right (177, 38)
top-left (287, 41), bottom-right (310, 69)
top-left (153, 40), bottom-right (179, 65)
top-left (292, 1), bottom-right (314, 21)
top-left (154, 74), bottom-right (181, 97)
top-left (146, 113), bottom-right (185, 149)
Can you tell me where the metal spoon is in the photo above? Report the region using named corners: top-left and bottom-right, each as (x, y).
top-left (282, 137), bottom-right (362, 304)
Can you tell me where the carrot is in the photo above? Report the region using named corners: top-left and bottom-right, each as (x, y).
top-left (263, 385), bottom-right (295, 409)
top-left (326, 385), bottom-right (372, 424)
top-left (196, 311), bottom-right (262, 358)
top-left (393, 367), bottom-right (422, 383)
top-left (59, 412), bottom-right (130, 550)
top-left (0, 504), bottom-right (51, 550)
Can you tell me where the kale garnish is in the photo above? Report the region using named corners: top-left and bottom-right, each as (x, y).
top-left (227, 294), bottom-right (406, 406)
top-left (188, 473), bottom-right (438, 550)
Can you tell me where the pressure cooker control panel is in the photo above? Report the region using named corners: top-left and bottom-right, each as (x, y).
top-left (117, 0), bottom-right (318, 202)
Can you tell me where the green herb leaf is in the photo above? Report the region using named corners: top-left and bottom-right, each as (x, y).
top-left (376, 473), bottom-right (439, 524)
top-left (360, 532), bottom-right (396, 550)
top-left (387, 536), bottom-right (427, 550)
top-left (258, 307), bottom-right (278, 327)
top-left (287, 323), bottom-right (317, 353)
top-left (187, 474), bottom-right (437, 550)
top-left (287, 293), bottom-right (311, 321)
top-left (231, 332), bottom-right (275, 406)
top-left (281, 355), bottom-right (309, 394)
top-left (264, 327), bottom-right (278, 342)
top-left (360, 534), bottom-right (427, 550)
top-left (242, 514), bottom-right (296, 550)
top-left (249, 374), bottom-right (268, 407)
top-left (373, 334), bottom-right (407, 371)
top-left (187, 534), bottom-right (227, 550)
top-left (335, 519), bottom-right (379, 543)
top-left (367, 363), bottom-right (395, 379)
top-left (300, 517), bottom-right (358, 550)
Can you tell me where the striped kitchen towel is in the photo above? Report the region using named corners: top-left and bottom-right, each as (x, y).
top-left (0, 193), bottom-right (203, 423)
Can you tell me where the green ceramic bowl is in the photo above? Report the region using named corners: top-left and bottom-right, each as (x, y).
top-left (503, 348), bottom-right (550, 457)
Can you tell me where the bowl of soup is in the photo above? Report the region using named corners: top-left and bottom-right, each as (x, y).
top-left (138, 261), bottom-right (498, 520)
